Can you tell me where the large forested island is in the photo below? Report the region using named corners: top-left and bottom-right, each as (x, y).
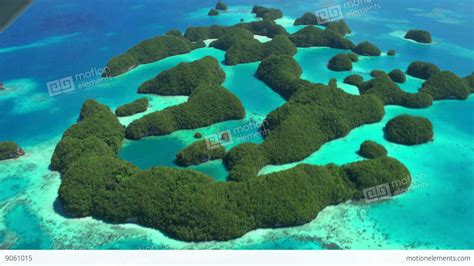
top-left (51, 5), bottom-right (473, 242)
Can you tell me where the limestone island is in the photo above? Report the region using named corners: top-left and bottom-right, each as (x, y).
top-left (175, 140), bottom-right (226, 167)
top-left (293, 12), bottom-right (352, 36)
top-left (358, 72), bottom-right (433, 108)
top-left (208, 8), bottom-right (219, 16)
top-left (420, 71), bottom-right (471, 100)
top-left (387, 49), bottom-right (396, 56)
top-left (343, 74), bottom-right (364, 87)
top-left (358, 140), bottom-right (387, 159)
top-left (0, 141), bottom-right (25, 161)
top-left (352, 41), bottom-right (381, 56)
top-left (385, 115), bottom-right (434, 145)
top-left (327, 53), bottom-right (354, 71)
top-left (53, 55), bottom-right (413, 241)
top-left (406, 61), bottom-right (440, 80)
top-left (215, 1), bottom-right (228, 11)
top-left (51, 7), bottom-right (431, 243)
top-left (388, 69), bottom-right (406, 83)
top-left (115, 98), bottom-right (149, 117)
top-left (404, 29), bottom-right (432, 44)
top-left (252, 5), bottom-right (283, 20)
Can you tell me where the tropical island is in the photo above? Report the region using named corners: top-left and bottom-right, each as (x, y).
top-left (404, 29), bottom-right (432, 44)
top-left (0, 141), bottom-right (25, 161)
top-left (215, 1), bottom-right (228, 11)
top-left (50, 5), bottom-right (473, 243)
top-left (357, 72), bottom-right (433, 108)
top-left (358, 140), bottom-right (387, 159)
top-left (327, 53), bottom-right (354, 71)
top-left (420, 71), bottom-right (471, 100)
top-left (385, 115), bottom-right (434, 145)
top-left (352, 41), bottom-right (381, 56)
top-left (115, 98), bottom-right (149, 117)
top-left (252, 5), bottom-right (283, 20)
top-left (293, 13), bottom-right (352, 36)
top-left (388, 69), bottom-right (406, 83)
top-left (406, 61), bottom-right (440, 79)
top-left (344, 74), bottom-right (364, 87)
top-left (175, 140), bottom-right (226, 167)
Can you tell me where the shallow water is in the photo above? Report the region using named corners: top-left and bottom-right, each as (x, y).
top-left (0, 0), bottom-right (472, 249)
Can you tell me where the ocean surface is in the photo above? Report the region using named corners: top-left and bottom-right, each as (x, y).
top-left (0, 0), bottom-right (472, 249)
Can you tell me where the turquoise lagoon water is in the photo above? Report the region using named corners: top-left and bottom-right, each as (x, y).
top-left (0, 0), bottom-right (473, 249)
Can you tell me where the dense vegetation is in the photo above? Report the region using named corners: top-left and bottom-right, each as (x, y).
top-left (385, 115), bottom-right (434, 145)
top-left (224, 55), bottom-right (390, 182)
top-left (54, 65), bottom-right (413, 242)
top-left (293, 12), bottom-right (318, 25)
top-left (54, 7), bottom-right (424, 241)
top-left (358, 140), bottom-right (387, 159)
top-left (105, 17), bottom-right (289, 76)
top-left (209, 27), bottom-right (255, 50)
top-left (293, 13), bottom-right (351, 36)
top-left (256, 55), bottom-right (306, 99)
top-left (51, 100), bottom-right (125, 174)
top-left (126, 85), bottom-right (245, 139)
top-left (215, 1), bottom-right (228, 10)
top-left (406, 61), bottom-right (440, 79)
top-left (0, 141), bottom-right (24, 161)
top-left (359, 73), bottom-right (433, 108)
top-left (352, 41), bottom-right (381, 56)
top-left (251, 5), bottom-right (283, 20)
top-left (208, 9), bottom-right (219, 16)
top-left (327, 54), bottom-right (353, 71)
top-left (348, 53), bottom-right (358, 62)
top-left (224, 34), bottom-right (297, 65)
top-left (464, 73), bottom-right (474, 92)
top-left (325, 20), bottom-right (351, 36)
top-left (388, 69), bottom-right (406, 83)
top-left (115, 98), bottom-right (149, 117)
top-left (138, 56), bottom-right (225, 95)
top-left (420, 71), bottom-right (471, 100)
top-left (343, 74), bottom-right (364, 87)
top-left (404, 29), bottom-right (432, 44)
top-left (289, 26), bottom-right (355, 49)
top-left (104, 35), bottom-right (204, 77)
top-left (184, 20), bottom-right (287, 42)
top-left (370, 70), bottom-right (385, 77)
top-left (175, 140), bottom-right (226, 166)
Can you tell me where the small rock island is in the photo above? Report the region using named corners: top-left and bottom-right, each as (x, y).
top-left (385, 115), bottom-right (434, 145)
top-left (406, 61), bottom-right (440, 79)
top-left (215, 1), bottom-right (228, 11)
top-left (0, 141), bottom-right (25, 161)
top-left (327, 53), bottom-right (354, 71)
top-left (352, 41), bottom-right (381, 56)
top-left (175, 140), bottom-right (226, 167)
top-left (208, 8), bottom-right (219, 16)
top-left (404, 29), bottom-right (432, 44)
top-left (115, 98), bottom-right (149, 117)
top-left (358, 141), bottom-right (387, 159)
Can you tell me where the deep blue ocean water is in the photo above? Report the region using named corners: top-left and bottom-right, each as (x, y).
top-left (0, 0), bottom-right (472, 249)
